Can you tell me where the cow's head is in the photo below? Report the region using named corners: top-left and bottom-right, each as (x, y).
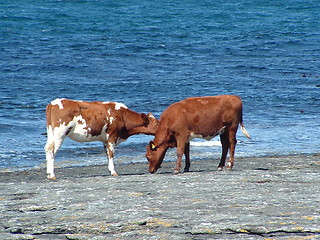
top-left (146, 132), bottom-right (178, 173)
top-left (140, 113), bottom-right (149, 126)
top-left (146, 140), bottom-right (168, 173)
top-left (127, 113), bottom-right (159, 136)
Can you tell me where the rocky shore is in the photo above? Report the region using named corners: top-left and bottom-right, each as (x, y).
top-left (1, 154), bottom-right (319, 239)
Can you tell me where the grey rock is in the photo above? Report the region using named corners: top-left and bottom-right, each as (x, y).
top-left (0, 154), bottom-right (319, 239)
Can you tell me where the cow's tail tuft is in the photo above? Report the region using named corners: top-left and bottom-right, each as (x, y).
top-left (240, 123), bottom-right (250, 139)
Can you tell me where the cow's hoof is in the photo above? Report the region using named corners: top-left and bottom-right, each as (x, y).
top-left (183, 168), bottom-right (190, 172)
top-left (47, 176), bottom-right (57, 180)
top-left (227, 162), bottom-right (234, 169)
top-left (173, 170), bottom-right (180, 174)
top-left (111, 173), bottom-right (119, 176)
top-left (217, 167), bottom-right (223, 171)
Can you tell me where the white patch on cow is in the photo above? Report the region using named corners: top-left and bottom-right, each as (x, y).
top-left (51, 98), bottom-right (65, 109)
top-left (148, 113), bottom-right (156, 119)
top-left (103, 101), bottom-right (127, 110)
top-left (45, 125), bottom-right (55, 178)
top-left (114, 102), bottom-right (127, 110)
top-left (45, 125), bottom-right (54, 145)
top-left (108, 142), bottom-right (115, 152)
top-left (109, 116), bottom-right (114, 124)
top-left (108, 138), bottom-right (125, 149)
top-left (63, 115), bottom-right (104, 142)
top-left (52, 121), bottom-right (74, 141)
top-left (68, 116), bottom-right (88, 140)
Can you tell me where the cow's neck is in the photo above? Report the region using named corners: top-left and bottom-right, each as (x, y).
top-left (153, 123), bottom-right (170, 147)
top-left (122, 109), bottom-right (145, 130)
top-left (127, 125), bottom-right (154, 136)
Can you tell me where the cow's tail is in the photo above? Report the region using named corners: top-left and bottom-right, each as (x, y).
top-left (240, 123), bottom-right (250, 139)
top-left (44, 103), bottom-right (55, 152)
top-left (45, 103), bottom-right (52, 128)
top-left (239, 105), bottom-right (251, 139)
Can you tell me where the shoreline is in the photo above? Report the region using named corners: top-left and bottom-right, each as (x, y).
top-left (1, 152), bottom-right (319, 175)
top-left (1, 154), bottom-right (319, 239)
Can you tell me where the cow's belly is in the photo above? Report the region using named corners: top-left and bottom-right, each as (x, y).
top-left (188, 126), bottom-right (226, 141)
top-left (67, 119), bottom-right (106, 143)
top-left (68, 132), bottom-right (103, 142)
top-left (189, 133), bottom-right (215, 141)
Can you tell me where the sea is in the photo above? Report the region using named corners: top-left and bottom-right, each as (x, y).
top-left (1, 0), bottom-right (319, 172)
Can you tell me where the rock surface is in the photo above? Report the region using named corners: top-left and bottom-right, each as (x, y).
top-left (1, 154), bottom-right (319, 239)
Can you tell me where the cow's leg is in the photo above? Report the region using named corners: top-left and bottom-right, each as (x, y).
top-left (218, 133), bottom-right (229, 171)
top-left (104, 142), bottom-right (118, 176)
top-left (227, 129), bottom-right (237, 170)
top-left (45, 139), bottom-right (55, 180)
top-left (183, 142), bottom-right (191, 172)
top-left (174, 138), bottom-right (188, 174)
top-left (45, 127), bottom-right (66, 180)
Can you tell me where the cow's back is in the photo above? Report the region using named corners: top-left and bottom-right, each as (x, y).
top-left (160, 95), bottom-right (243, 133)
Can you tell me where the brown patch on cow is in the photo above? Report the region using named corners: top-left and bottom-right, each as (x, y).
top-left (84, 119), bottom-right (105, 137)
top-left (88, 127), bottom-right (103, 137)
top-left (194, 115), bottom-right (200, 124)
top-left (197, 99), bottom-right (209, 105)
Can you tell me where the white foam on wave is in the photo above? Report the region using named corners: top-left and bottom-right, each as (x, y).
top-left (190, 140), bottom-right (221, 147)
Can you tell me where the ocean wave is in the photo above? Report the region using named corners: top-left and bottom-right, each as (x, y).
top-left (190, 140), bottom-right (221, 147)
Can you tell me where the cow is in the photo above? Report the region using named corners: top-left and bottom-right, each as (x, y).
top-left (45, 98), bottom-right (159, 179)
top-left (146, 95), bottom-right (250, 174)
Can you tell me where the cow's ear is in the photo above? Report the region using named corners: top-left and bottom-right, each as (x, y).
top-left (147, 113), bottom-right (155, 118)
top-left (141, 113), bottom-right (149, 126)
top-left (149, 141), bottom-right (157, 151)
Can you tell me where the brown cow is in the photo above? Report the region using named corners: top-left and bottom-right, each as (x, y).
top-left (45, 98), bottom-right (159, 179)
top-left (146, 95), bottom-right (250, 174)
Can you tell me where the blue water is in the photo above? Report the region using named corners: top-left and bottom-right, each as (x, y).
top-left (1, 0), bottom-right (319, 171)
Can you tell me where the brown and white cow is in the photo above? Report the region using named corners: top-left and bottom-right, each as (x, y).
top-left (146, 95), bottom-right (250, 174)
top-left (45, 98), bottom-right (159, 179)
